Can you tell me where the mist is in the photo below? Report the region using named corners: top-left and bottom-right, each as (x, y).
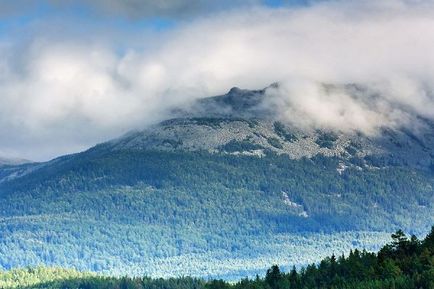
top-left (1, 0), bottom-right (434, 161)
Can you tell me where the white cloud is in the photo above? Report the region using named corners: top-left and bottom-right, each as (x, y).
top-left (1, 0), bottom-right (434, 160)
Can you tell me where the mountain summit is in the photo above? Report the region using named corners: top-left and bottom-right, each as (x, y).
top-left (102, 85), bottom-right (434, 170)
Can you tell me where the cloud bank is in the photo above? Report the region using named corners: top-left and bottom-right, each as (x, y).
top-left (1, 0), bottom-right (434, 160)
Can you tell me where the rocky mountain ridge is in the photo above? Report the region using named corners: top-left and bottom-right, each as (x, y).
top-left (101, 85), bottom-right (434, 171)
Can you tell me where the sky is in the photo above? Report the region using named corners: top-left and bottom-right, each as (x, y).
top-left (0, 0), bottom-right (433, 161)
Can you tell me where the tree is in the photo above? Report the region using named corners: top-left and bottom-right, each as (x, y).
top-left (391, 230), bottom-right (408, 251)
top-left (265, 265), bottom-right (282, 289)
top-left (288, 266), bottom-right (300, 289)
top-left (381, 259), bottom-right (402, 279)
top-left (423, 226), bottom-right (434, 249)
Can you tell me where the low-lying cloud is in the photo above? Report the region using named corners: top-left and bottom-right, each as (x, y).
top-left (1, 0), bottom-right (434, 160)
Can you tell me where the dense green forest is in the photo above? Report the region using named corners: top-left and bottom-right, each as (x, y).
top-left (1, 227), bottom-right (432, 289)
top-left (2, 150), bottom-right (432, 233)
top-left (0, 149), bottom-right (432, 277)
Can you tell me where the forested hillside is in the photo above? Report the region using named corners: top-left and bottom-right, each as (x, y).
top-left (1, 227), bottom-right (432, 289)
top-left (0, 149), bottom-right (432, 277)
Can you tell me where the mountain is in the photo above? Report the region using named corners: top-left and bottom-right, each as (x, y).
top-left (0, 85), bottom-right (433, 279)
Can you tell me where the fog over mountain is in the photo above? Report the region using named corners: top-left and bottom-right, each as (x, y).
top-left (0, 0), bottom-right (434, 160)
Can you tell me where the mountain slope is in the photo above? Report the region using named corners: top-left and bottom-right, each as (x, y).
top-left (0, 85), bottom-right (432, 278)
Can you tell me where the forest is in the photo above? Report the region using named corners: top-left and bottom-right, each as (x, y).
top-left (0, 149), bottom-right (432, 277)
top-left (0, 227), bottom-right (432, 289)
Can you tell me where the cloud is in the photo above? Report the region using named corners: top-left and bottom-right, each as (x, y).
top-left (1, 0), bottom-right (434, 160)
top-left (0, 1), bottom-right (332, 21)
top-left (0, 0), bottom-right (261, 19)
top-left (73, 0), bottom-right (328, 19)
top-left (74, 0), bottom-right (262, 19)
top-left (0, 1), bottom-right (39, 18)
top-left (264, 82), bottom-right (416, 135)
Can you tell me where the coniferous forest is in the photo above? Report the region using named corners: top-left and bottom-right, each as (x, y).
top-left (1, 227), bottom-right (432, 289)
top-left (0, 150), bottom-right (432, 277)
